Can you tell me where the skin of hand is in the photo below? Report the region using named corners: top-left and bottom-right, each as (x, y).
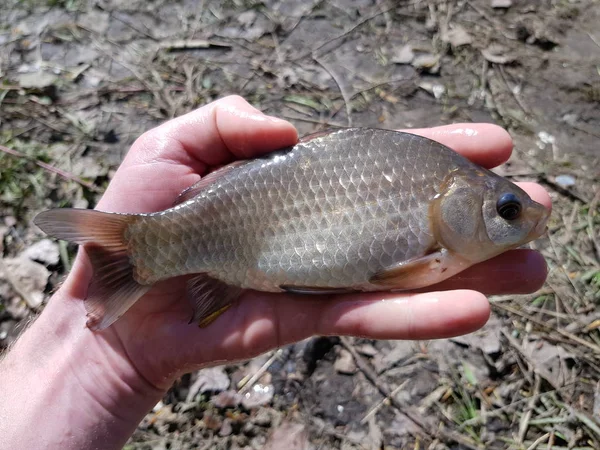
top-left (0, 95), bottom-right (551, 449)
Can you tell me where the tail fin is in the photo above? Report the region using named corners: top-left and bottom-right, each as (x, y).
top-left (34, 209), bottom-right (149, 331)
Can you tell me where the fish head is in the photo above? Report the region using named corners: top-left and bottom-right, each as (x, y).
top-left (431, 168), bottom-right (550, 263)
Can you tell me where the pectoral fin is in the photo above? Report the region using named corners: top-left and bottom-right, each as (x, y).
top-left (369, 250), bottom-right (470, 290)
top-left (187, 274), bottom-right (243, 327)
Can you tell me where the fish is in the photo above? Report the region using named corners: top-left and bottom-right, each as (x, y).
top-left (34, 128), bottom-right (550, 331)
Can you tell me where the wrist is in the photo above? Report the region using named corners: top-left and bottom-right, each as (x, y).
top-left (0, 285), bottom-right (164, 449)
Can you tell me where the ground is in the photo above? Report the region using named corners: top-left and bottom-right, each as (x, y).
top-left (1, 0), bottom-right (599, 449)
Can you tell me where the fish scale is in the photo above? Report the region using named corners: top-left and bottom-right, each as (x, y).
top-left (127, 129), bottom-right (463, 289)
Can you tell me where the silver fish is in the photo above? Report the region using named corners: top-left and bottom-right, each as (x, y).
top-left (34, 128), bottom-right (550, 330)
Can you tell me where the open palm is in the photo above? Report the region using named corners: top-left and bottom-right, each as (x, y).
top-left (56, 96), bottom-right (551, 390)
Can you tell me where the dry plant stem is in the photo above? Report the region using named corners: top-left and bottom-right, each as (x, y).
top-left (518, 374), bottom-right (541, 443)
top-left (563, 202), bottom-right (579, 245)
top-left (495, 303), bottom-right (600, 354)
top-left (237, 349), bottom-right (282, 393)
top-left (497, 65), bottom-right (530, 118)
top-left (526, 432), bottom-right (550, 450)
top-left (0, 143), bottom-right (102, 193)
top-left (339, 337), bottom-right (480, 450)
top-left (312, 56), bottom-right (353, 127)
top-left (546, 232), bottom-right (589, 306)
top-left (587, 189), bottom-right (600, 262)
top-left (360, 380), bottom-right (409, 424)
top-left (465, 0), bottom-right (515, 41)
top-left (303, 4), bottom-right (396, 61)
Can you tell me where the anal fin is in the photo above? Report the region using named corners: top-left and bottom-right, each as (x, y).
top-left (187, 274), bottom-right (243, 327)
top-left (369, 250), bottom-right (470, 290)
top-left (85, 244), bottom-right (150, 330)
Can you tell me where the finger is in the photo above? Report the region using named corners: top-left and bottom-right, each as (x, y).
top-left (173, 289), bottom-right (490, 369)
top-left (518, 181), bottom-right (552, 211)
top-left (419, 249), bottom-right (547, 294)
top-left (131, 95), bottom-right (298, 168)
top-left (315, 290), bottom-right (490, 340)
top-left (405, 123), bottom-right (513, 169)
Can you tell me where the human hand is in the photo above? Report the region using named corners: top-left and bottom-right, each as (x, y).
top-left (1, 96), bottom-right (551, 449)
top-left (53, 96), bottom-right (551, 392)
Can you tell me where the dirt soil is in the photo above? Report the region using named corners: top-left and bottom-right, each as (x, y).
top-left (1, 0), bottom-right (599, 449)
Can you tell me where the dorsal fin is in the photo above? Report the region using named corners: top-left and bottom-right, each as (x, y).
top-left (173, 160), bottom-right (249, 206)
top-left (299, 128), bottom-right (347, 143)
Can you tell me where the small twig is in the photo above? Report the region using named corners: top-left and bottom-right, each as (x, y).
top-left (587, 189), bottom-right (600, 263)
top-left (547, 231), bottom-right (589, 306)
top-left (523, 305), bottom-right (579, 321)
top-left (312, 56), bottom-right (353, 127)
top-left (518, 374), bottom-right (541, 443)
top-left (296, 4), bottom-right (398, 61)
top-left (360, 380), bottom-right (409, 424)
top-left (526, 432), bottom-right (550, 450)
top-left (158, 39), bottom-right (232, 51)
top-left (237, 349), bottom-right (282, 393)
top-left (465, 1), bottom-right (501, 30)
top-left (546, 432), bottom-right (555, 449)
top-left (587, 32), bottom-right (600, 49)
top-left (109, 11), bottom-right (157, 41)
top-left (497, 65), bottom-right (530, 117)
top-left (567, 121), bottom-right (600, 139)
top-left (0, 144), bottom-right (102, 193)
top-left (503, 170), bottom-right (545, 178)
top-left (561, 201), bottom-right (579, 246)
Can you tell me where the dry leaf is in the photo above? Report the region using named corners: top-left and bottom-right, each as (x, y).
top-left (334, 348), bottom-right (357, 374)
top-left (186, 367), bottom-right (230, 402)
top-left (21, 239), bottom-right (60, 266)
top-left (443, 26), bottom-right (473, 47)
top-left (0, 257), bottom-right (50, 308)
top-left (391, 44), bottom-right (415, 64)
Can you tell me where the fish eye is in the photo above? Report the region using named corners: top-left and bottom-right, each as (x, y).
top-left (496, 193), bottom-right (522, 220)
